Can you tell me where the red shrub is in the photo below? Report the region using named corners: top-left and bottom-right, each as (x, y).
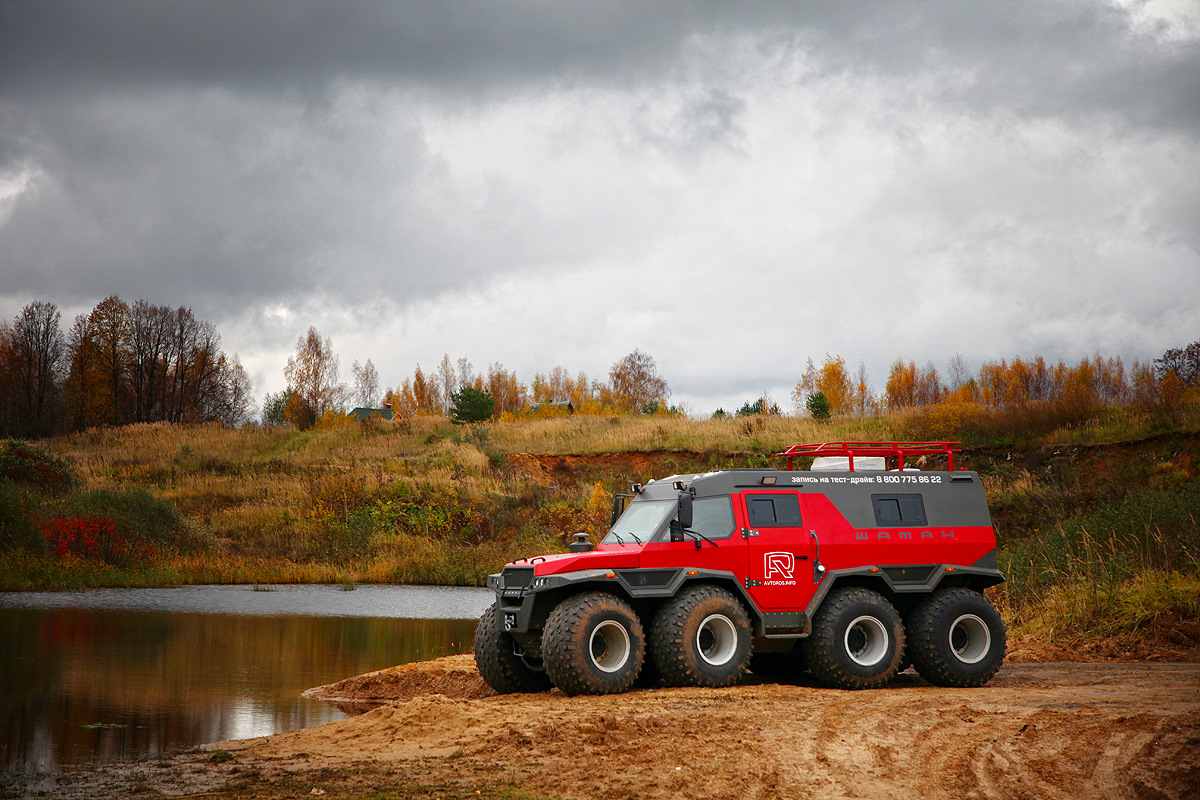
top-left (41, 517), bottom-right (155, 567)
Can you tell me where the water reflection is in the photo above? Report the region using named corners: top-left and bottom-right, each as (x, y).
top-left (0, 586), bottom-right (491, 770)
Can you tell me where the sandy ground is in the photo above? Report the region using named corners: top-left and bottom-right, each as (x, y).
top-left (13, 648), bottom-right (1198, 800)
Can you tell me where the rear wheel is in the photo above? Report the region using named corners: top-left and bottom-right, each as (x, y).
top-left (804, 587), bottom-right (903, 690)
top-left (542, 593), bottom-right (644, 696)
top-left (907, 588), bottom-right (1005, 687)
top-left (473, 603), bottom-right (553, 694)
top-left (650, 585), bottom-right (753, 688)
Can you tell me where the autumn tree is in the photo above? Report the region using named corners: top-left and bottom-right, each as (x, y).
top-left (61, 314), bottom-right (96, 431)
top-left (383, 381), bottom-right (416, 418)
top-left (5, 301), bottom-right (65, 437)
top-left (609, 349), bottom-right (669, 413)
top-left (261, 390), bottom-right (291, 426)
top-left (412, 365), bottom-right (439, 414)
top-left (1130, 360), bottom-right (1160, 408)
top-left (128, 299), bottom-right (174, 422)
top-left (214, 354), bottom-right (255, 426)
top-left (532, 366), bottom-right (574, 404)
top-left (791, 355), bottom-right (853, 415)
top-left (486, 363), bottom-right (528, 415)
top-left (88, 295), bottom-right (132, 426)
top-left (351, 359), bottom-right (380, 409)
top-left (791, 359), bottom-right (817, 413)
top-left (1156, 341), bottom-right (1200, 387)
top-left (456, 357), bottom-right (476, 390)
top-left (885, 360), bottom-right (942, 409)
top-left (946, 353), bottom-right (972, 394)
top-left (436, 354), bottom-right (456, 414)
top-left (850, 361), bottom-right (876, 415)
top-left (283, 327), bottom-right (345, 430)
top-left (0, 322), bottom-right (16, 436)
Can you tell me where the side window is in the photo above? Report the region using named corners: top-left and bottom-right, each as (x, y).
top-left (871, 494), bottom-right (928, 526)
top-left (745, 493), bottom-right (802, 527)
top-left (691, 496), bottom-right (736, 540)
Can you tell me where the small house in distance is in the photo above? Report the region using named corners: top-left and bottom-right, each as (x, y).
top-left (348, 405), bottom-right (395, 422)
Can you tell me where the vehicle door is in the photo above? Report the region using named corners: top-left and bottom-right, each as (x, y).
top-left (637, 494), bottom-right (743, 571)
top-left (739, 490), bottom-right (817, 611)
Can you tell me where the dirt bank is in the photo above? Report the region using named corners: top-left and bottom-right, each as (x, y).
top-left (10, 655), bottom-right (1199, 800)
top-left (244, 657), bottom-right (1200, 800)
top-left (297, 632), bottom-right (1200, 717)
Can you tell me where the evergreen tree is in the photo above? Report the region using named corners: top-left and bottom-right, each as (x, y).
top-left (449, 386), bottom-right (495, 423)
top-left (806, 391), bottom-right (832, 421)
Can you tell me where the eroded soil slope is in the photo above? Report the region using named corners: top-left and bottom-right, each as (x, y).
top-left (253, 657), bottom-right (1200, 800)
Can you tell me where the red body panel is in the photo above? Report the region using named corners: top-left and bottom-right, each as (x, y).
top-left (506, 472), bottom-right (998, 616)
top-left (520, 546), bottom-right (641, 575)
top-left (799, 493), bottom-right (995, 571)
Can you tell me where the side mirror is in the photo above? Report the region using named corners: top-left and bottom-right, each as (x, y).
top-left (669, 520), bottom-right (684, 542)
top-left (610, 497), bottom-right (624, 527)
top-left (677, 492), bottom-right (693, 530)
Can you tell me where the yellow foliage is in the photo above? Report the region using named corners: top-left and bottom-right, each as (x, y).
top-left (586, 482), bottom-right (613, 530)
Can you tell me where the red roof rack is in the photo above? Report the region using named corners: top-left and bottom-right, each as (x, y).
top-left (775, 441), bottom-right (963, 472)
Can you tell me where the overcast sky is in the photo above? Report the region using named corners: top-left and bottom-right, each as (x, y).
top-left (2, 0), bottom-right (1198, 416)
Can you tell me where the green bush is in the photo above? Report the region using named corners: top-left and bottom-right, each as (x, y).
top-left (0, 440), bottom-right (77, 494)
top-left (0, 481), bottom-right (42, 554)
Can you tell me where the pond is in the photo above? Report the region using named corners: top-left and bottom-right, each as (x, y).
top-left (0, 585), bottom-right (493, 771)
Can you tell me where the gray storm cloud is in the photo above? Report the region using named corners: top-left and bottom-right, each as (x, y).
top-left (0, 0), bottom-right (1196, 414)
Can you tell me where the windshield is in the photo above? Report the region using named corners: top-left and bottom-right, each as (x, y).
top-left (602, 499), bottom-right (674, 545)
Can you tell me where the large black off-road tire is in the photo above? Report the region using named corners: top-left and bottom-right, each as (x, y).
top-left (906, 588), bottom-right (1006, 687)
top-left (650, 585), bottom-right (753, 688)
top-left (804, 586), bottom-right (904, 690)
top-left (542, 592), bottom-right (645, 696)
top-left (473, 603), bottom-right (553, 694)
top-left (748, 644), bottom-right (808, 681)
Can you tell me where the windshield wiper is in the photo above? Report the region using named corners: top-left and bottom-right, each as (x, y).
top-left (608, 532), bottom-right (626, 545)
top-left (683, 528), bottom-right (718, 549)
top-left (629, 533), bottom-right (643, 545)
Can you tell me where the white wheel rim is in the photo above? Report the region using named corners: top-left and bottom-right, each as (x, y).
top-left (948, 613), bottom-right (991, 664)
top-left (589, 620), bottom-right (631, 673)
top-left (844, 615), bottom-right (889, 667)
top-left (696, 613), bottom-right (739, 666)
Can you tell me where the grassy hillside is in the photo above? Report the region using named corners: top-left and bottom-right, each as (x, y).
top-left (2, 403), bottom-right (1198, 647)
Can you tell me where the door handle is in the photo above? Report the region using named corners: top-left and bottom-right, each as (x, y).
top-left (810, 529), bottom-right (826, 584)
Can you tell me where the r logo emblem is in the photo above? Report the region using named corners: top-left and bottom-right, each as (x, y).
top-left (765, 552), bottom-right (795, 579)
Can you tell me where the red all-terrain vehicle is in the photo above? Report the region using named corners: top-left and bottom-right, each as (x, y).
top-left (474, 442), bottom-right (1006, 695)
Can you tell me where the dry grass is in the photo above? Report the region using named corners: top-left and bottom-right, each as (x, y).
top-left (999, 569), bottom-right (1200, 641)
top-left (484, 413), bottom-right (896, 454)
top-left (9, 402), bottom-right (1198, 625)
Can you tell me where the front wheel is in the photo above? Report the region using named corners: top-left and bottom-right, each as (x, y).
top-left (650, 585), bottom-right (753, 688)
top-left (804, 586), bottom-right (903, 690)
top-left (906, 588), bottom-right (1006, 687)
top-left (474, 603), bottom-right (553, 694)
top-left (542, 593), bottom-right (645, 696)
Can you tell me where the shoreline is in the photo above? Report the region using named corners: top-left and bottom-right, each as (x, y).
top-left (7, 649), bottom-right (1200, 799)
